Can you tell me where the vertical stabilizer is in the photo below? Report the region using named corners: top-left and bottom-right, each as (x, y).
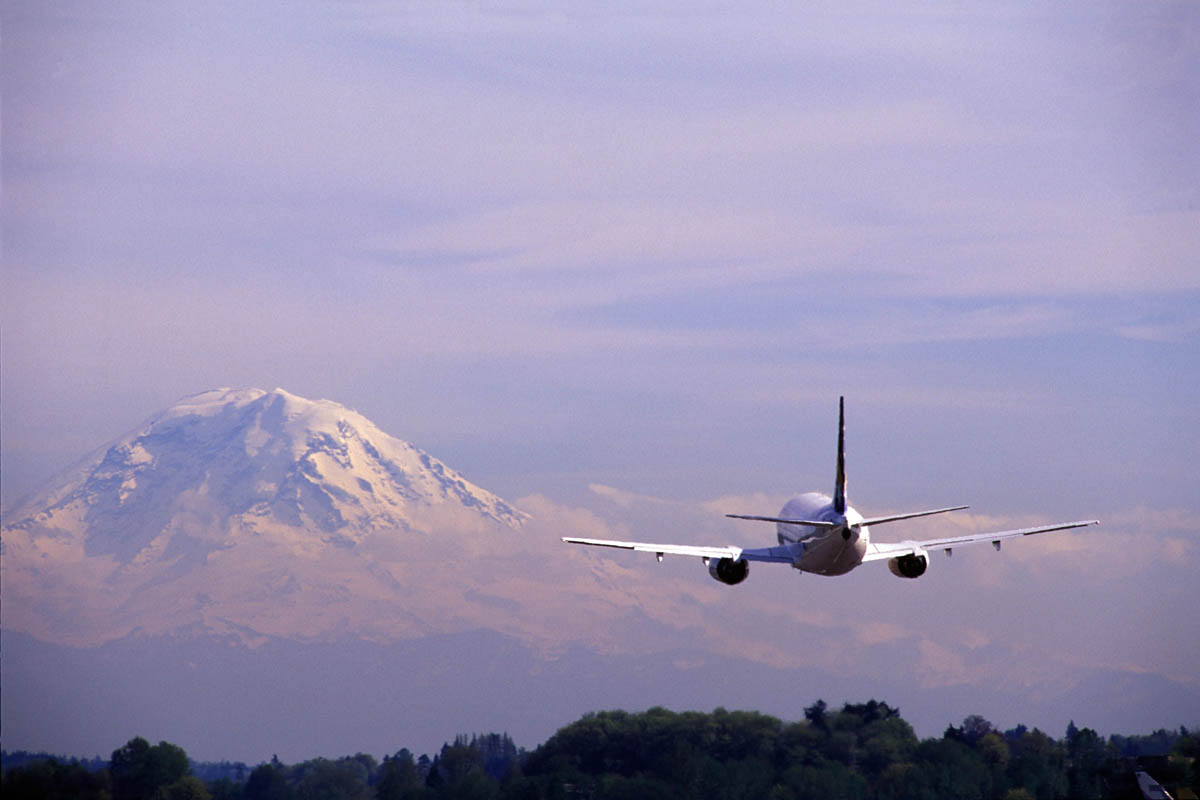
top-left (834, 396), bottom-right (847, 514)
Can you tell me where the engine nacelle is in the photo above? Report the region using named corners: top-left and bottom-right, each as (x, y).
top-left (709, 557), bottom-right (750, 585)
top-left (887, 550), bottom-right (928, 579)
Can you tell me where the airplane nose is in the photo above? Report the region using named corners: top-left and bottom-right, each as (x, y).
top-left (842, 526), bottom-right (852, 541)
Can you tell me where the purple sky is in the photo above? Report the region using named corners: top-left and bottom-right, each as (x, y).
top-left (2, 0), bottom-right (1198, 755)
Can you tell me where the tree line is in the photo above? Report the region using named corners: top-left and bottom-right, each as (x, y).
top-left (3, 701), bottom-right (1197, 799)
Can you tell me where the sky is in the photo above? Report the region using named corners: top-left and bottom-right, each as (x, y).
top-left (2, 0), bottom-right (1199, 754)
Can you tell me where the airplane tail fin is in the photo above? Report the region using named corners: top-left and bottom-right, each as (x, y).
top-left (834, 396), bottom-right (847, 514)
top-left (729, 396), bottom-right (971, 531)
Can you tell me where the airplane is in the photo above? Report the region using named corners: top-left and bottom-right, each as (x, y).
top-left (562, 397), bottom-right (1098, 584)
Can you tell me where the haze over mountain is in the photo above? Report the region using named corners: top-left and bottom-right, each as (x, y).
top-left (2, 388), bottom-right (527, 646)
top-left (3, 389), bottom-right (1197, 762)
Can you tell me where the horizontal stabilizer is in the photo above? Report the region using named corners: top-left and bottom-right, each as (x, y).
top-left (725, 514), bottom-right (840, 528)
top-left (860, 505), bottom-right (969, 526)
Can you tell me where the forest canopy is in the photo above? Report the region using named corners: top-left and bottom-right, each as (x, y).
top-left (3, 701), bottom-right (1197, 799)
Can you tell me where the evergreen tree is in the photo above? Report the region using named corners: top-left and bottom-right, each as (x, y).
top-left (1007, 728), bottom-right (1067, 800)
top-left (244, 763), bottom-right (292, 800)
top-left (377, 751), bottom-right (424, 800)
top-left (1, 757), bottom-right (112, 800)
top-left (111, 737), bottom-right (192, 800)
top-left (1065, 724), bottom-right (1109, 800)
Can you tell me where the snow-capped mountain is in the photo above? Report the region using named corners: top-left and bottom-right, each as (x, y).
top-left (1, 388), bottom-right (528, 644)
top-left (6, 388), bottom-right (525, 552)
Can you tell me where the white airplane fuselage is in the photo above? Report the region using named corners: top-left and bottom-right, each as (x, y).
top-left (776, 492), bottom-right (869, 576)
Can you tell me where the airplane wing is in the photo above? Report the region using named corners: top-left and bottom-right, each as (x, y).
top-left (861, 519), bottom-right (1099, 562)
top-left (560, 537), bottom-right (798, 563)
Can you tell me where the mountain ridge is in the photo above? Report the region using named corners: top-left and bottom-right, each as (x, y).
top-left (5, 387), bottom-right (527, 543)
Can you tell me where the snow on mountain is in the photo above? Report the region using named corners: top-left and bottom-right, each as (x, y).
top-left (1, 388), bottom-right (529, 645)
top-left (6, 387), bottom-right (526, 546)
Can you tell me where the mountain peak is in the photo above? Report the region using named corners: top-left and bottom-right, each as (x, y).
top-left (2, 388), bottom-right (531, 646)
top-left (5, 388), bottom-right (527, 562)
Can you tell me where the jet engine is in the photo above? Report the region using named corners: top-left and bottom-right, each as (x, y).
top-left (887, 550), bottom-right (928, 579)
top-left (709, 557), bottom-right (750, 585)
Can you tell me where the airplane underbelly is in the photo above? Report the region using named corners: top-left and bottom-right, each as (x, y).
top-left (798, 534), bottom-right (866, 576)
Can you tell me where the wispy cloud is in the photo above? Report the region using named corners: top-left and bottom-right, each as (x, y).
top-left (1115, 317), bottom-right (1200, 343)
